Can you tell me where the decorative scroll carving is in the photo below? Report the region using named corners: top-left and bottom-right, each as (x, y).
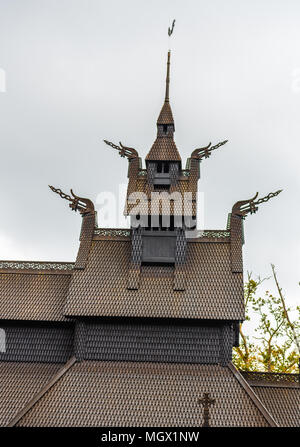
top-left (200, 231), bottom-right (230, 239)
top-left (103, 140), bottom-right (139, 160)
top-left (187, 140), bottom-right (228, 196)
top-left (191, 139), bottom-right (228, 161)
top-left (49, 186), bottom-right (95, 216)
top-left (94, 228), bottom-right (131, 237)
top-left (232, 190), bottom-right (282, 218)
top-left (103, 141), bottom-right (141, 216)
top-left (49, 185), bottom-right (96, 270)
top-left (0, 261), bottom-right (74, 271)
top-left (230, 190), bottom-right (282, 272)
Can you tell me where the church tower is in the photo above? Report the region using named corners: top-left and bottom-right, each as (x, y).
top-left (105, 51), bottom-right (228, 291)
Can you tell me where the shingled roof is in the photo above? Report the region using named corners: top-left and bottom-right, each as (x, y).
top-left (146, 136), bottom-right (181, 162)
top-left (14, 361), bottom-right (271, 427)
top-left (0, 263), bottom-right (73, 322)
top-left (241, 371), bottom-right (300, 427)
top-left (64, 238), bottom-right (244, 320)
top-left (0, 361), bottom-right (62, 426)
top-left (157, 101), bottom-right (174, 125)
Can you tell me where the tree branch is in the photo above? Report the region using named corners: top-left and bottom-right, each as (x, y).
top-left (271, 264), bottom-right (300, 356)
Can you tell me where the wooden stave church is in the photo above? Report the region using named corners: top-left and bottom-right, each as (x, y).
top-left (0, 50), bottom-right (299, 427)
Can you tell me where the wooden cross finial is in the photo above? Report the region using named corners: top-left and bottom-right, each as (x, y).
top-left (198, 393), bottom-right (216, 427)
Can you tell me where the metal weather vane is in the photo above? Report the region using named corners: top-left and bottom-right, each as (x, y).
top-left (168, 19), bottom-right (176, 37)
top-left (49, 185), bottom-right (95, 216)
top-left (232, 190), bottom-right (282, 218)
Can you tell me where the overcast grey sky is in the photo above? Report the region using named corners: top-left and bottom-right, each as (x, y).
top-left (0, 0), bottom-right (299, 309)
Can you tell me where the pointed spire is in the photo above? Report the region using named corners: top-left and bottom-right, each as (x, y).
top-left (165, 50), bottom-right (171, 102)
top-left (157, 51), bottom-right (174, 126)
top-left (146, 51), bottom-right (180, 162)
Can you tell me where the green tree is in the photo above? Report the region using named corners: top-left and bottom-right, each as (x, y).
top-left (233, 268), bottom-right (300, 373)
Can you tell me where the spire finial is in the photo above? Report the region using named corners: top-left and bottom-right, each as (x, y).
top-left (165, 50), bottom-right (171, 103)
top-left (165, 19), bottom-right (175, 103)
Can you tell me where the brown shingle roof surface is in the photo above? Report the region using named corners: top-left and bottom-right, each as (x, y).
top-left (0, 273), bottom-right (71, 321)
top-left (253, 386), bottom-right (300, 427)
top-left (146, 137), bottom-right (181, 161)
top-left (64, 239), bottom-right (244, 320)
top-left (126, 197), bottom-right (197, 216)
top-left (157, 102), bottom-right (174, 124)
top-left (17, 361), bottom-right (269, 427)
top-left (0, 362), bottom-right (61, 426)
top-left (125, 176), bottom-right (196, 216)
top-left (241, 372), bottom-right (300, 427)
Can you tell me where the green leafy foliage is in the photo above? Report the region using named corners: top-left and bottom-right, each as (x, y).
top-left (233, 272), bottom-right (300, 373)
